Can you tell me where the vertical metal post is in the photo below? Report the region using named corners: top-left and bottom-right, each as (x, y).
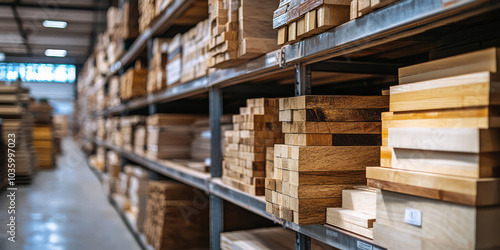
top-left (147, 37), bottom-right (154, 68)
top-left (294, 62), bottom-right (312, 250)
top-left (295, 62), bottom-right (312, 96)
top-left (209, 87), bottom-right (223, 250)
top-left (148, 104), bottom-right (157, 115)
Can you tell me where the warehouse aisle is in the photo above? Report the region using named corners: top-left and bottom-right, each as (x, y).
top-left (0, 138), bottom-right (141, 250)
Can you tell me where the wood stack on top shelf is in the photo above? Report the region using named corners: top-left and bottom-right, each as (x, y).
top-left (223, 98), bottom-right (283, 195)
top-left (148, 38), bottom-right (169, 93)
top-left (366, 47), bottom-right (500, 249)
top-left (139, 0), bottom-right (157, 33)
top-left (273, 0), bottom-right (350, 45)
top-left (120, 62), bottom-right (148, 100)
top-left (350, 0), bottom-right (400, 20)
top-left (266, 95), bottom-right (388, 225)
top-left (181, 19), bottom-right (210, 83)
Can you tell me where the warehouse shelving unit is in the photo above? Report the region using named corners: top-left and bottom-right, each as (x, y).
top-left (81, 0), bottom-right (500, 249)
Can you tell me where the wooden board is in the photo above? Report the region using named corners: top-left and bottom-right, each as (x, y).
top-left (326, 208), bottom-right (375, 228)
top-left (281, 183), bottom-right (353, 198)
top-left (282, 121), bottom-right (381, 134)
top-left (279, 108), bottom-right (385, 122)
top-left (366, 167), bottom-right (500, 206)
top-left (279, 95), bottom-right (389, 110)
top-left (326, 215), bottom-right (374, 239)
top-left (285, 169), bottom-right (366, 186)
top-left (342, 189), bottom-right (377, 217)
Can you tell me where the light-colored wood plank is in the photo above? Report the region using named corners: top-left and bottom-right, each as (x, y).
top-left (342, 189), bottom-right (377, 217)
top-left (327, 208), bottom-right (375, 228)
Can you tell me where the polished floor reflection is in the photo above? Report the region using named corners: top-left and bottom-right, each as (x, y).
top-left (0, 138), bottom-right (140, 250)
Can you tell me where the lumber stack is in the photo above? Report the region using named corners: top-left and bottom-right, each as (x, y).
top-left (181, 20), bottom-right (210, 83)
top-left (143, 181), bottom-right (209, 249)
top-left (223, 98), bottom-right (283, 195)
top-left (208, 0), bottom-right (240, 68)
top-left (107, 76), bottom-right (121, 108)
top-left (139, 0), bottom-right (156, 33)
top-left (350, 0), bottom-right (399, 20)
top-left (117, 0), bottom-right (139, 40)
top-left (273, 0), bottom-right (350, 45)
top-left (367, 48), bottom-right (500, 206)
top-left (266, 95), bottom-right (388, 225)
top-left (326, 186), bottom-right (377, 239)
top-left (147, 38), bottom-right (169, 93)
top-left (120, 63), bottom-right (148, 100)
top-left (121, 116), bottom-right (145, 152)
top-left (221, 227), bottom-right (336, 249)
top-left (134, 125), bottom-right (147, 156)
top-left (106, 151), bottom-right (121, 178)
top-left (124, 165), bottom-right (149, 232)
top-left (146, 114), bottom-right (197, 160)
top-left (367, 48), bottom-right (500, 249)
top-left (30, 101), bottom-right (54, 169)
top-left (166, 34), bottom-right (182, 87)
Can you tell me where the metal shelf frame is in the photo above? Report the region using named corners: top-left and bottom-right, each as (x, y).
top-left (81, 0), bottom-right (500, 249)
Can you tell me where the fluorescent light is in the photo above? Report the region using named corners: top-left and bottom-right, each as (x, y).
top-left (43, 20), bottom-right (67, 29)
top-left (45, 49), bottom-right (67, 57)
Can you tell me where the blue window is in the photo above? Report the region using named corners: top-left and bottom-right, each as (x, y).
top-left (0, 63), bottom-right (76, 83)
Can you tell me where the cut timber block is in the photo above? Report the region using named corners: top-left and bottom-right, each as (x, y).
top-left (374, 190), bottom-right (500, 249)
top-left (284, 134), bottom-right (333, 146)
top-left (280, 108), bottom-right (385, 122)
top-left (357, 0), bottom-right (371, 15)
top-left (317, 4), bottom-right (350, 30)
top-left (350, 0), bottom-right (358, 20)
top-left (279, 95), bottom-right (389, 110)
top-left (288, 21), bottom-right (297, 43)
top-left (285, 169), bottom-right (366, 185)
top-left (282, 121), bottom-right (381, 134)
top-left (273, 145), bottom-right (380, 171)
top-left (342, 189), bottom-right (377, 217)
top-left (389, 72), bottom-right (500, 112)
top-left (327, 215), bottom-right (374, 239)
top-left (282, 183), bottom-right (353, 198)
top-left (388, 127), bottom-right (500, 153)
top-left (296, 16), bottom-right (306, 38)
top-left (277, 26), bottom-right (288, 45)
top-left (366, 167), bottom-right (500, 206)
top-left (399, 47), bottom-right (500, 84)
top-left (327, 208), bottom-right (376, 228)
top-left (304, 10), bottom-right (318, 36)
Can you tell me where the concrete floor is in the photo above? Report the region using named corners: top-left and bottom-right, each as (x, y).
top-left (0, 138), bottom-right (141, 250)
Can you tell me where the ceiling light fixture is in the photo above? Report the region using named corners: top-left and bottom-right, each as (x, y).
top-left (43, 20), bottom-right (67, 29)
top-left (45, 49), bottom-right (67, 57)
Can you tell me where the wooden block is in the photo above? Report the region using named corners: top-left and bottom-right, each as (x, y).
top-left (274, 145), bottom-right (379, 171)
top-left (279, 95), bottom-right (389, 110)
top-left (304, 10), bottom-right (317, 34)
top-left (327, 208), bottom-right (376, 228)
top-left (399, 47), bottom-right (500, 85)
top-left (327, 215), bottom-right (374, 239)
top-left (284, 134), bottom-right (332, 146)
top-left (390, 72), bottom-right (500, 112)
top-left (282, 183), bottom-right (352, 198)
top-left (287, 170), bottom-right (366, 186)
top-left (366, 167), bottom-right (500, 206)
top-left (388, 127), bottom-right (500, 153)
top-left (277, 26), bottom-right (288, 45)
top-left (288, 108), bottom-right (384, 122)
top-left (350, 0), bottom-right (358, 19)
top-left (357, 0), bottom-right (371, 14)
top-left (342, 189), bottom-right (377, 217)
top-left (374, 190), bottom-right (500, 249)
top-left (286, 196), bottom-right (341, 213)
top-left (296, 17), bottom-right (306, 37)
top-left (288, 21), bottom-right (297, 43)
top-left (317, 4), bottom-right (350, 30)
top-left (293, 210), bottom-right (326, 225)
top-left (265, 178), bottom-right (276, 191)
top-left (282, 121), bottom-right (381, 134)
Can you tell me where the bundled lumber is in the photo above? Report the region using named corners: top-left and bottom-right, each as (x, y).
top-left (374, 190), bottom-right (500, 249)
top-left (139, 0), bottom-right (156, 33)
top-left (144, 181), bottom-right (209, 249)
top-left (120, 62), bottom-right (148, 100)
top-left (273, 0), bottom-right (350, 45)
top-left (107, 76), bottom-right (121, 108)
top-left (326, 186), bottom-right (377, 239)
top-left (120, 116), bottom-right (145, 152)
top-left (124, 165), bottom-right (149, 232)
top-left (30, 101), bottom-right (54, 169)
top-left (208, 0), bottom-right (241, 68)
top-left (350, 0), bottom-right (399, 20)
top-left (166, 35), bottom-right (182, 87)
top-left (368, 47), bottom-right (500, 206)
top-left (134, 125), bottom-right (147, 156)
top-left (147, 38), bottom-right (169, 93)
top-left (181, 20), bottom-right (210, 83)
top-left (221, 227), bottom-right (337, 249)
top-left (223, 98), bottom-right (283, 195)
top-left (266, 95), bottom-right (388, 225)
top-left (146, 114), bottom-right (197, 160)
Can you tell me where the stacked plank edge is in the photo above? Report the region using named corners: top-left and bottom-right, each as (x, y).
top-left (368, 47), bottom-right (500, 249)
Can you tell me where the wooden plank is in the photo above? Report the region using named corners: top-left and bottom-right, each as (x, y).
top-left (326, 216), bottom-right (374, 239)
top-left (288, 21), bottom-right (297, 43)
top-left (326, 208), bottom-right (375, 228)
top-left (284, 133), bottom-right (332, 146)
top-left (282, 121), bottom-right (381, 134)
top-left (317, 4), bottom-right (350, 30)
top-left (282, 183), bottom-right (352, 198)
top-left (286, 108), bottom-right (385, 122)
top-left (279, 95), bottom-right (389, 110)
top-left (366, 167), bottom-right (500, 206)
top-left (287, 170), bottom-right (366, 185)
top-left (342, 189), bottom-right (377, 217)
top-left (277, 26), bottom-right (288, 45)
top-left (388, 127), bottom-right (500, 153)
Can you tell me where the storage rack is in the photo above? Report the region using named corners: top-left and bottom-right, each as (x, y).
top-left (81, 0), bottom-right (500, 249)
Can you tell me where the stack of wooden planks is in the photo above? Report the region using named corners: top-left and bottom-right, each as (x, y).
top-left (147, 38), bottom-right (169, 93)
top-left (124, 165), bottom-right (149, 232)
top-left (266, 95), bottom-right (387, 225)
top-left (106, 151), bottom-right (121, 178)
top-left (273, 0), bottom-right (350, 45)
top-left (30, 102), bottom-right (54, 169)
top-left (366, 48), bottom-right (500, 249)
top-left (139, 0), bottom-right (156, 33)
top-left (208, 0), bottom-right (240, 68)
top-left (221, 227), bottom-right (337, 249)
top-left (223, 98), bottom-right (283, 195)
top-left (116, 0), bottom-right (139, 40)
top-left (350, 0), bottom-right (399, 20)
top-left (107, 76), bottom-right (121, 108)
top-left (166, 34), bottom-right (182, 87)
top-left (146, 114), bottom-right (197, 160)
top-left (121, 116), bottom-right (145, 152)
top-left (143, 181), bottom-right (209, 249)
top-left (120, 62), bottom-right (148, 100)
top-left (89, 146), bottom-right (106, 172)
top-left (181, 20), bottom-right (210, 83)
top-left (326, 186), bottom-right (377, 239)
top-left (134, 125), bottom-right (147, 156)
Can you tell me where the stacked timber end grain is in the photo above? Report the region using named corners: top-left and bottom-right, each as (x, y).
top-left (147, 38), bottom-right (169, 93)
top-left (208, 0), bottom-right (240, 68)
top-left (30, 101), bottom-right (54, 169)
top-left (146, 114), bottom-right (197, 160)
top-left (273, 0), bottom-right (350, 45)
top-left (350, 0), bottom-right (400, 20)
top-left (139, 0), bottom-right (156, 33)
top-left (223, 98), bottom-right (283, 195)
top-left (266, 95), bottom-right (388, 225)
top-left (166, 34), bottom-right (182, 88)
top-left (120, 62), bottom-right (148, 100)
top-left (144, 181), bottom-right (209, 250)
top-left (367, 47), bottom-right (500, 249)
top-left (326, 186), bottom-right (377, 239)
top-left (181, 20), bottom-right (210, 83)
top-left (120, 115), bottom-right (145, 152)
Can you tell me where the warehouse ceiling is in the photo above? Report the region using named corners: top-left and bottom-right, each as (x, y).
top-left (0, 0), bottom-right (110, 66)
